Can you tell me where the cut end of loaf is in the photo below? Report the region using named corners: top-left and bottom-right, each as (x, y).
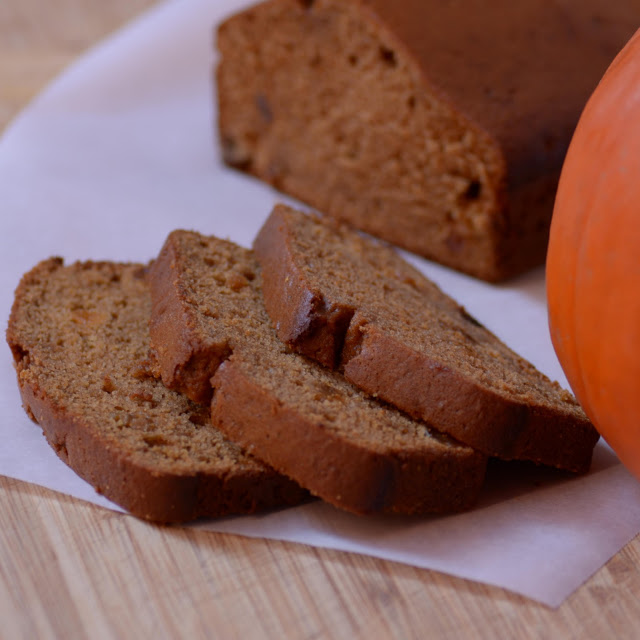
top-left (216, 0), bottom-right (509, 280)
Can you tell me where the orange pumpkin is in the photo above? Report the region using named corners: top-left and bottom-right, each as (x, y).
top-left (547, 28), bottom-right (640, 479)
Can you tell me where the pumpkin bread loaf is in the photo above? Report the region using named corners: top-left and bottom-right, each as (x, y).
top-left (216, 0), bottom-right (640, 281)
top-left (253, 204), bottom-right (600, 473)
top-left (147, 230), bottom-right (487, 516)
top-left (6, 258), bottom-right (308, 523)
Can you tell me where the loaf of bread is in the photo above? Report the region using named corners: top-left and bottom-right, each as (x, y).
top-left (253, 204), bottom-right (600, 473)
top-left (216, 0), bottom-right (639, 281)
top-left (147, 230), bottom-right (487, 516)
top-left (6, 258), bottom-right (308, 522)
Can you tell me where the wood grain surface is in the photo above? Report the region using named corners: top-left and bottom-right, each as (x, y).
top-left (2, 1), bottom-right (640, 638)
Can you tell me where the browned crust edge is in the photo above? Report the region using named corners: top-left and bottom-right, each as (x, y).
top-left (253, 208), bottom-right (355, 370)
top-left (148, 232), bottom-right (231, 405)
top-left (253, 205), bottom-right (599, 472)
top-left (343, 320), bottom-right (598, 473)
top-left (210, 358), bottom-right (486, 515)
top-left (12, 375), bottom-right (306, 523)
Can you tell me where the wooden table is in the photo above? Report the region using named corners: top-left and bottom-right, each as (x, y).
top-left (2, 1), bottom-right (640, 637)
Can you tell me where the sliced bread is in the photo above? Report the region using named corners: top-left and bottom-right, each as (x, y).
top-left (6, 258), bottom-right (307, 522)
top-left (147, 231), bottom-right (487, 516)
top-left (253, 204), bottom-right (600, 473)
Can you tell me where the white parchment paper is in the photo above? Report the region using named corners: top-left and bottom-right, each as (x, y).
top-left (1, 0), bottom-right (639, 607)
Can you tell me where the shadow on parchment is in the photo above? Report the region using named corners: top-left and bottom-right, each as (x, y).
top-left (476, 441), bottom-right (619, 509)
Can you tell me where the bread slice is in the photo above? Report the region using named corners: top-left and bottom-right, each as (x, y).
top-left (6, 258), bottom-right (308, 523)
top-left (147, 230), bottom-right (487, 516)
top-left (253, 204), bottom-right (600, 473)
top-left (215, 0), bottom-right (638, 281)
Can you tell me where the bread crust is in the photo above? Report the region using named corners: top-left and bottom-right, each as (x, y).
top-left (7, 258), bottom-right (307, 523)
top-left (147, 231), bottom-right (487, 516)
top-left (148, 239), bottom-right (230, 405)
top-left (253, 205), bottom-right (600, 472)
top-left (342, 321), bottom-right (598, 471)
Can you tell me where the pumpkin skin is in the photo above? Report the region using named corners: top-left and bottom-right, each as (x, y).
top-left (547, 28), bottom-right (640, 480)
